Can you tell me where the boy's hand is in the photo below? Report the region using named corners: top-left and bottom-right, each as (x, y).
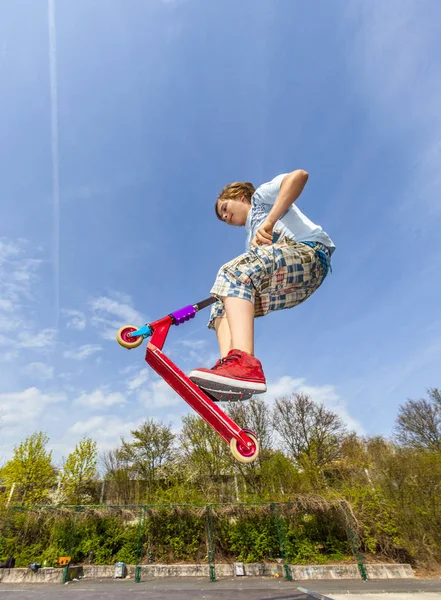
top-left (251, 220), bottom-right (274, 247)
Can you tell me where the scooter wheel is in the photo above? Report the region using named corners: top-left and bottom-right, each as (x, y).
top-left (230, 430), bottom-right (260, 463)
top-left (116, 325), bottom-right (143, 349)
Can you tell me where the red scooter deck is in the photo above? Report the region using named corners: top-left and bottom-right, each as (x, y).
top-left (116, 303), bottom-right (259, 463)
top-left (145, 316), bottom-right (259, 463)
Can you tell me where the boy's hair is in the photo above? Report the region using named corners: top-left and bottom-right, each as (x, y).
top-left (214, 182), bottom-right (256, 221)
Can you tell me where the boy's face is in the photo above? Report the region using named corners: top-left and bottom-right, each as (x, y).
top-left (217, 197), bottom-right (250, 227)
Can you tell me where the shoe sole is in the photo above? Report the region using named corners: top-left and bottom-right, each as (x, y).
top-left (202, 387), bottom-right (254, 403)
top-left (189, 371), bottom-right (267, 401)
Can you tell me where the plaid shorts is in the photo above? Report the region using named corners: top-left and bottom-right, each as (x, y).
top-left (207, 239), bottom-right (331, 330)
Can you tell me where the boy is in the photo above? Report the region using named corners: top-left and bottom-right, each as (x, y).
top-left (189, 170), bottom-right (335, 400)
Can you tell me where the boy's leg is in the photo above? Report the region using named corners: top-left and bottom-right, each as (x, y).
top-left (223, 296), bottom-right (254, 356)
top-left (191, 241), bottom-right (329, 399)
top-left (190, 297), bottom-right (265, 399)
top-left (215, 316), bottom-right (232, 358)
top-left (189, 250), bottom-right (269, 398)
top-left (196, 310), bottom-right (257, 401)
top-left (207, 293), bottom-right (255, 360)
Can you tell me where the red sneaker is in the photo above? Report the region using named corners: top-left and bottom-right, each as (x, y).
top-left (189, 349), bottom-right (267, 401)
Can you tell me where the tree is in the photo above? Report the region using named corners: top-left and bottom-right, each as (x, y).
top-left (272, 393), bottom-right (347, 470)
top-left (118, 419), bottom-right (175, 499)
top-left (226, 398), bottom-right (276, 499)
top-left (323, 433), bottom-right (370, 487)
top-left (394, 388), bottom-right (441, 451)
top-left (180, 414), bottom-right (232, 489)
top-left (101, 447), bottom-right (133, 505)
top-left (257, 450), bottom-right (304, 498)
top-left (227, 397), bottom-right (273, 454)
top-left (60, 438), bottom-right (98, 505)
top-left (0, 432), bottom-right (56, 505)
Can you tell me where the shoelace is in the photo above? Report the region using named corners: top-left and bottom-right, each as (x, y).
top-left (212, 352), bottom-right (242, 370)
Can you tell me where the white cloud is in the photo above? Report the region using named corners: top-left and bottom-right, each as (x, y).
top-left (17, 328), bottom-right (57, 349)
top-left (0, 239), bottom-right (21, 265)
top-left (62, 309), bottom-right (86, 330)
top-left (0, 313), bottom-right (23, 332)
top-left (175, 338), bottom-right (218, 368)
top-left (119, 363), bottom-right (141, 376)
top-left (264, 376), bottom-right (364, 434)
top-left (68, 415), bottom-right (140, 450)
top-left (25, 362), bottom-right (54, 381)
top-left (127, 367), bottom-right (149, 392)
top-left (138, 378), bottom-right (181, 409)
top-left (0, 298), bottom-right (14, 312)
top-left (0, 239), bottom-right (57, 352)
top-left (73, 389), bottom-right (127, 409)
top-left (0, 387), bottom-right (66, 435)
top-left (89, 295), bottom-right (146, 341)
top-left (0, 350), bottom-right (19, 362)
top-left (263, 376), bottom-right (305, 403)
top-left (0, 328), bottom-right (57, 349)
top-left (64, 344), bottom-right (102, 360)
top-left (0, 240), bottom-right (41, 303)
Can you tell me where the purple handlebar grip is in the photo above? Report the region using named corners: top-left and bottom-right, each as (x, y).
top-left (171, 305), bottom-right (196, 325)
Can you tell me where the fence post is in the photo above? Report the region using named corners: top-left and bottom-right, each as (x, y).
top-left (62, 564), bottom-right (69, 584)
top-left (340, 501), bottom-right (368, 581)
top-left (135, 506), bottom-right (146, 583)
top-left (271, 503), bottom-right (292, 581)
top-left (205, 504), bottom-right (216, 582)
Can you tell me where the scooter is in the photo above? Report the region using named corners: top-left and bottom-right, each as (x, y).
top-left (116, 297), bottom-right (259, 463)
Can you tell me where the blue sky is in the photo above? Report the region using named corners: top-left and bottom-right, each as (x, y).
top-left (1, 0), bottom-right (441, 464)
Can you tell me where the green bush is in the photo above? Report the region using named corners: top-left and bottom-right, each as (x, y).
top-left (225, 512), bottom-right (280, 562)
top-left (143, 508), bottom-right (206, 562)
top-left (0, 501), bottom-right (412, 567)
top-left (285, 514), bottom-right (351, 564)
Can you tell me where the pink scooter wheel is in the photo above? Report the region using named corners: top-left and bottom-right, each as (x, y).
top-left (230, 430), bottom-right (260, 464)
top-left (116, 325), bottom-right (143, 349)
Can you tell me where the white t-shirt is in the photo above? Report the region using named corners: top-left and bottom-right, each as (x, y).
top-left (245, 174), bottom-right (335, 252)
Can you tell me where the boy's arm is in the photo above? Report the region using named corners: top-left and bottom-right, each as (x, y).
top-left (267, 169), bottom-right (309, 226)
top-left (252, 170), bottom-right (309, 246)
